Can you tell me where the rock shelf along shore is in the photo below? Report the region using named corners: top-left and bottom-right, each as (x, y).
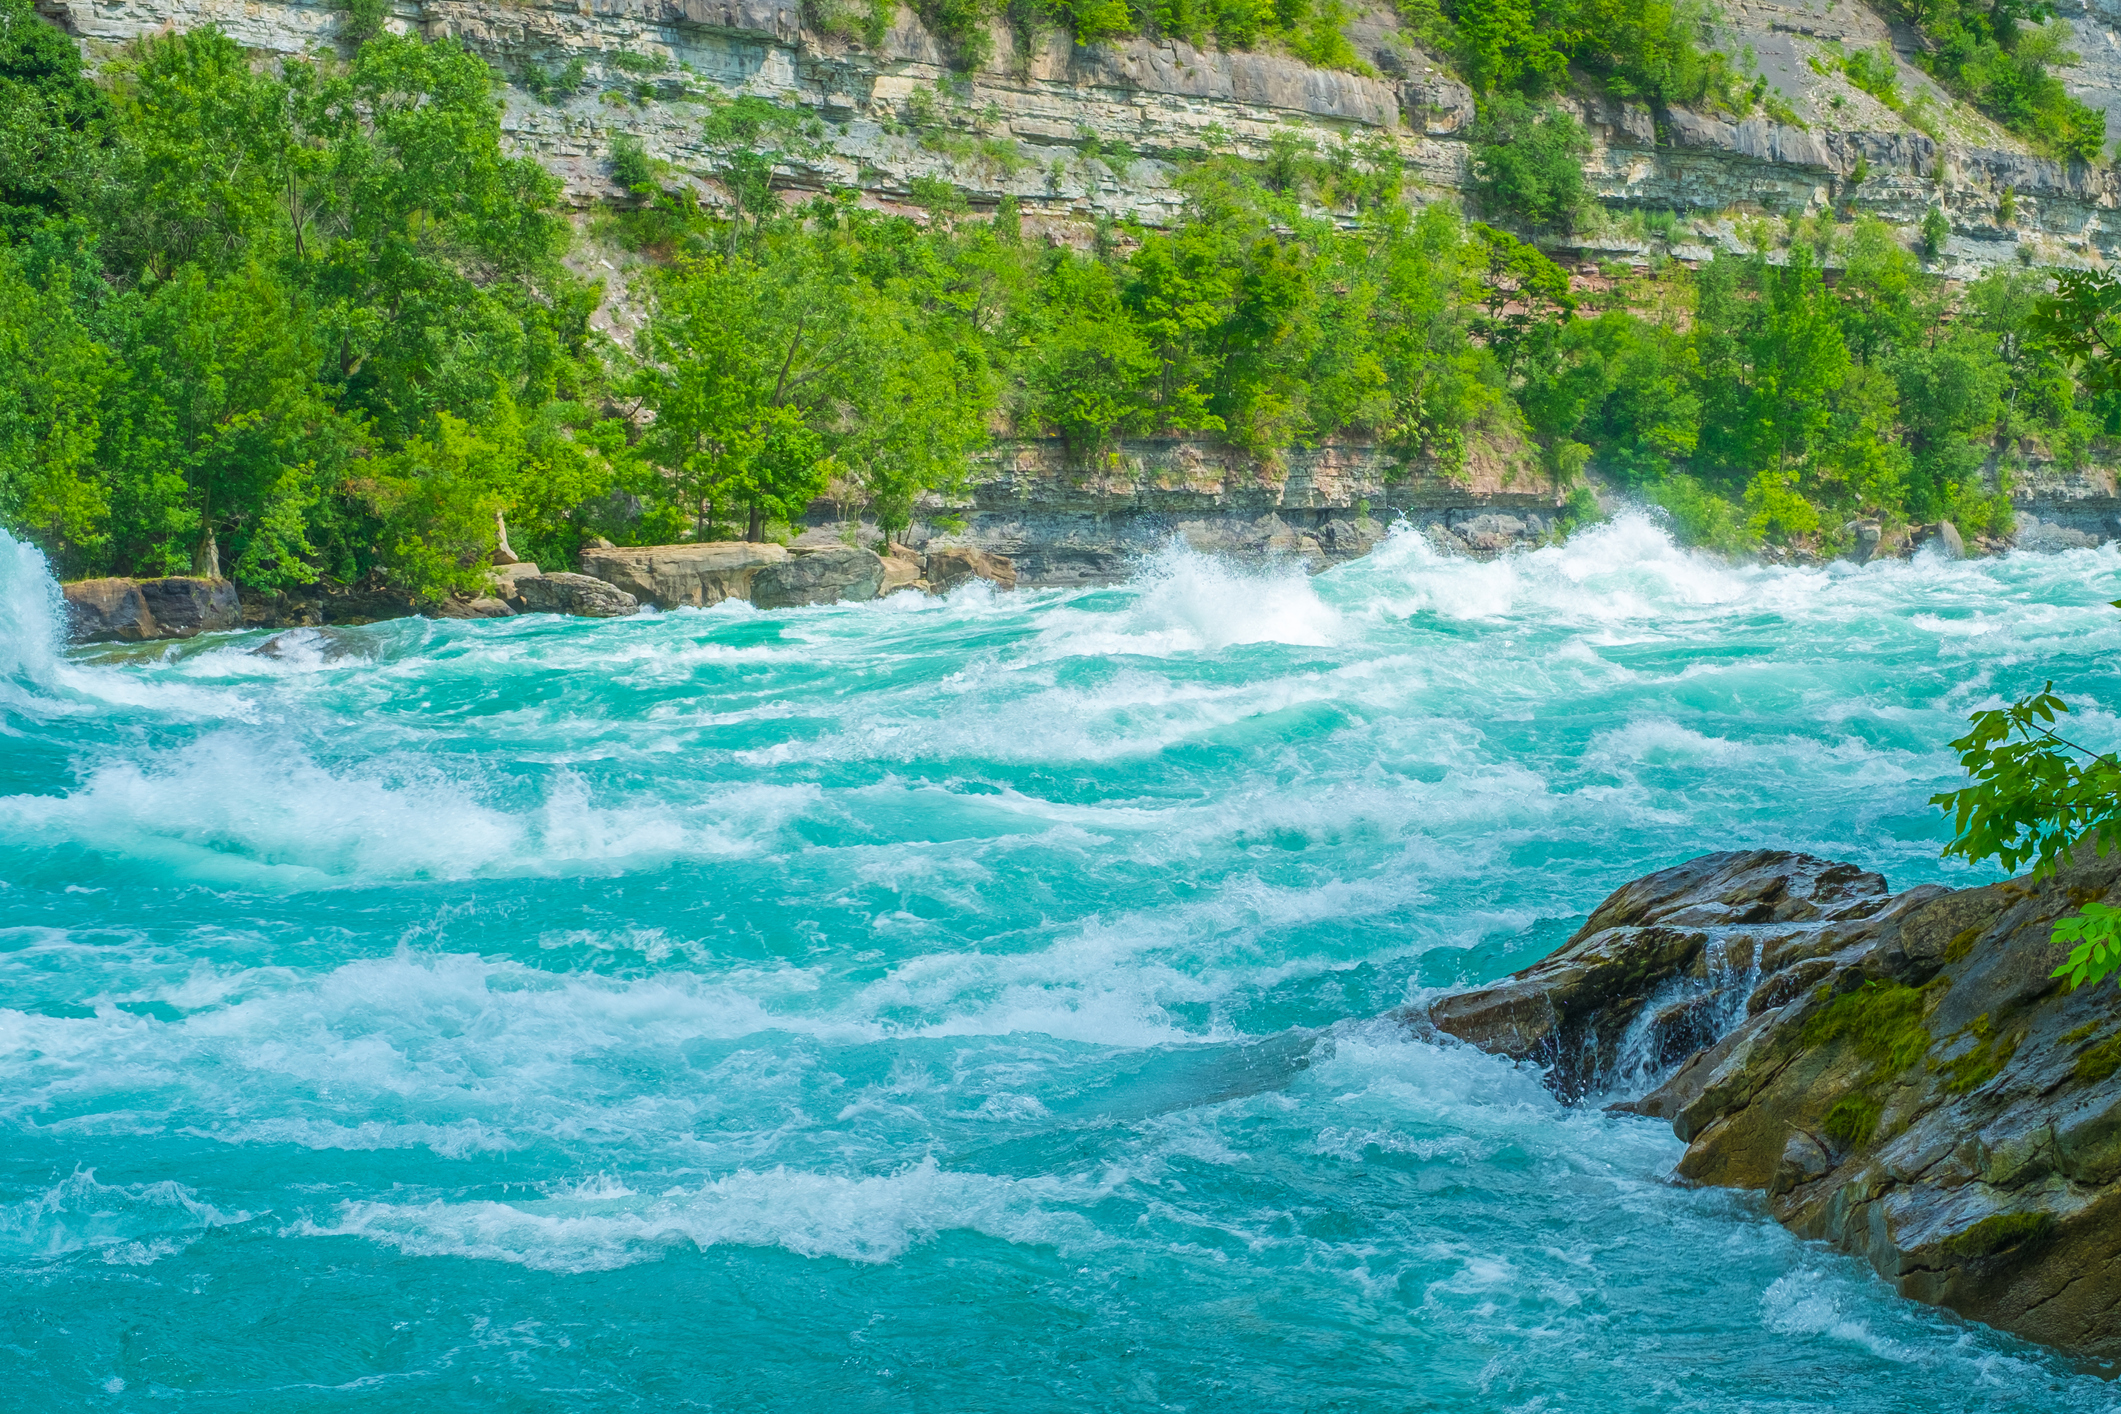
top-left (58, 540), bottom-right (1019, 643)
top-left (1414, 849), bottom-right (2121, 1364)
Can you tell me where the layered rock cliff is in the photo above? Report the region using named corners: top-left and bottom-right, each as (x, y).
top-left (35, 0), bottom-right (2121, 270)
top-left (32, 0), bottom-right (2121, 558)
top-left (1418, 849), bottom-right (2121, 1362)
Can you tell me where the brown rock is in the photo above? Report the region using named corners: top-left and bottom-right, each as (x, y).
top-left (63, 576), bottom-right (240, 642)
top-left (879, 548), bottom-right (924, 595)
top-left (433, 595), bottom-right (517, 619)
top-left (578, 542), bottom-right (788, 610)
top-left (925, 548), bottom-right (1018, 593)
top-left (515, 572), bottom-right (639, 618)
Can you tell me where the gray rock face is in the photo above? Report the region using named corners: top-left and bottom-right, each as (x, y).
top-left (750, 546), bottom-right (885, 608)
top-left (577, 542), bottom-right (789, 609)
top-left (63, 576), bottom-right (240, 642)
top-left (514, 572), bottom-right (640, 617)
top-left (794, 434), bottom-right (1560, 586)
top-left (1915, 521), bottom-right (1966, 559)
top-left (2014, 514), bottom-right (2102, 553)
top-left (1420, 850), bottom-right (2121, 1361)
top-left (37, 0), bottom-right (2121, 272)
top-left (1422, 851), bottom-right (1916, 1101)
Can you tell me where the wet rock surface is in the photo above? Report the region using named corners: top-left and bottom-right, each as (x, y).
top-left (63, 576), bottom-right (239, 642)
top-left (514, 571), bottom-right (640, 618)
top-left (1418, 850), bottom-right (2121, 1361)
top-left (751, 546), bottom-right (886, 608)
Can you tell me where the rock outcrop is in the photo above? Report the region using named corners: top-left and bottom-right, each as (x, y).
top-left (750, 545), bottom-right (886, 608)
top-left (1417, 849), bottom-right (2121, 1361)
top-left (577, 542), bottom-right (789, 609)
top-left (514, 571), bottom-right (640, 617)
top-left (63, 576), bottom-right (240, 642)
top-left (924, 547), bottom-right (1017, 593)
top-left (803, 434), bottom-right (1562, 583)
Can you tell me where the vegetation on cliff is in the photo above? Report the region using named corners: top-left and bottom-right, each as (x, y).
top-left (0, 1), bottom-right (2112, 595)
top-left (1892, 0), bottom-right (2106, 161)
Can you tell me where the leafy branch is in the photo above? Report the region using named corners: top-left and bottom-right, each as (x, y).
top-left (1932, 675), bottom-right (2121, 991)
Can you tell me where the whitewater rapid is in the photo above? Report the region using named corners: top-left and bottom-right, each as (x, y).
top-left (3, 520), bottom-right (2119, 1410)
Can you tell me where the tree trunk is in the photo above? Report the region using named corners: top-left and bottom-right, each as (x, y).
top-left (746, 502), bottom-right (762, 543)
top-left (197, 522), bottom-right (220, 579)
top-left (493, 508), bottom-right (520, 566)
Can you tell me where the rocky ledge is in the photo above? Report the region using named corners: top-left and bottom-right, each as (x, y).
top-left (58, 540), bottom-right (1018, 641)
top-left (1415, 849), bottom-right (2121, 1362)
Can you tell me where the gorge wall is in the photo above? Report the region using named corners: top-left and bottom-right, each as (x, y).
top-left (31, 0), bottom-right (2121, 565)
top-left (39, 0), bottom-right (2121, 269)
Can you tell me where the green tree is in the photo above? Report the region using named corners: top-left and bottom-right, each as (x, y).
top-left (636, 244), bottom-right (865, 541)
top-left (100, 260), bottom-right (355, 583)
top-left (0, 0), bottom-right (107, 242)
top-left (0, 242), bottom-right (109, 571)
top-left (1468, 94), bottom-right (1590, 231)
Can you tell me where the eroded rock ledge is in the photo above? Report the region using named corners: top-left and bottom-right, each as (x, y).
top-left (1415, 849), bottom-right (2121, 1362)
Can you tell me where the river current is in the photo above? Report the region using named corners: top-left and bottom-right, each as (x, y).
top-left (3, 520), bottom-right (2120, 1411)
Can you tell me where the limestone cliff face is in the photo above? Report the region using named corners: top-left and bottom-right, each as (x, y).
top-left (863, 433), bottom-right (1566, 581)
top-left (35, 0), bottom-right (2121, 271)
top-left (34, 0), bottom-right (2121, 554)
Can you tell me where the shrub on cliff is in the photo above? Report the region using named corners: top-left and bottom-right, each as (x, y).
top-left (1398, 0), bottom-right (1744, 108)
top-left (1895, 0), bottom-right (2105, 162)
top-left (1468, 95), bottom-right (1589, 232)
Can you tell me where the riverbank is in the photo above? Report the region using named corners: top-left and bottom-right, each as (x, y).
top-left (55, 480), bottom-right (2116, 643)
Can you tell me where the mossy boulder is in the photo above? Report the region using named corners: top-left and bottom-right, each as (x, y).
top-left (1419, 850), bottom-right (2121, 1362)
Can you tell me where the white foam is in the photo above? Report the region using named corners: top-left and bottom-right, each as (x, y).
top-left (1029, 539), bottom-right (1345, 659)
top-left (294, 1157), bottom-right (1109, 1272)
top-left (1760, 1269), bottom-right (1920, 1364)
top-left (0, 530), bottom-right (65, 690)
top-left (0, 1168), bottom-right (253, 1263)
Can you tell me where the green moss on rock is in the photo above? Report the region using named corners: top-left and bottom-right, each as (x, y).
top-left (1938, 1013), bottom-right (2021, 1095)
top-left (1939, 1211), bottom-right (2056, 1261)
top-left (1822, 1093), bottom-right (1883, 1148)
top-left (1802, 981), bottom-right (1932, 1074)
top-left (2076, 1035), bottom-right (2121, 1085)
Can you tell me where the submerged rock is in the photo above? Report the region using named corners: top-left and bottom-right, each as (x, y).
top-left (1417, 850), bottom-right (2121, 1361)
top-left (63, 576), bottom-right (240, 642)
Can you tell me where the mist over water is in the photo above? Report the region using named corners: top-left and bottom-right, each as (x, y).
top-left (4, 520), bottom-right (2119, 1410)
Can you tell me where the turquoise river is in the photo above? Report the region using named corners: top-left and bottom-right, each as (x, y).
top-left (4, 519), bottom-right (2121, 1411)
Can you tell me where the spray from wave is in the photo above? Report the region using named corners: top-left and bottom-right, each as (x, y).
top-left (0, 530), bottom-right (65, 707)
